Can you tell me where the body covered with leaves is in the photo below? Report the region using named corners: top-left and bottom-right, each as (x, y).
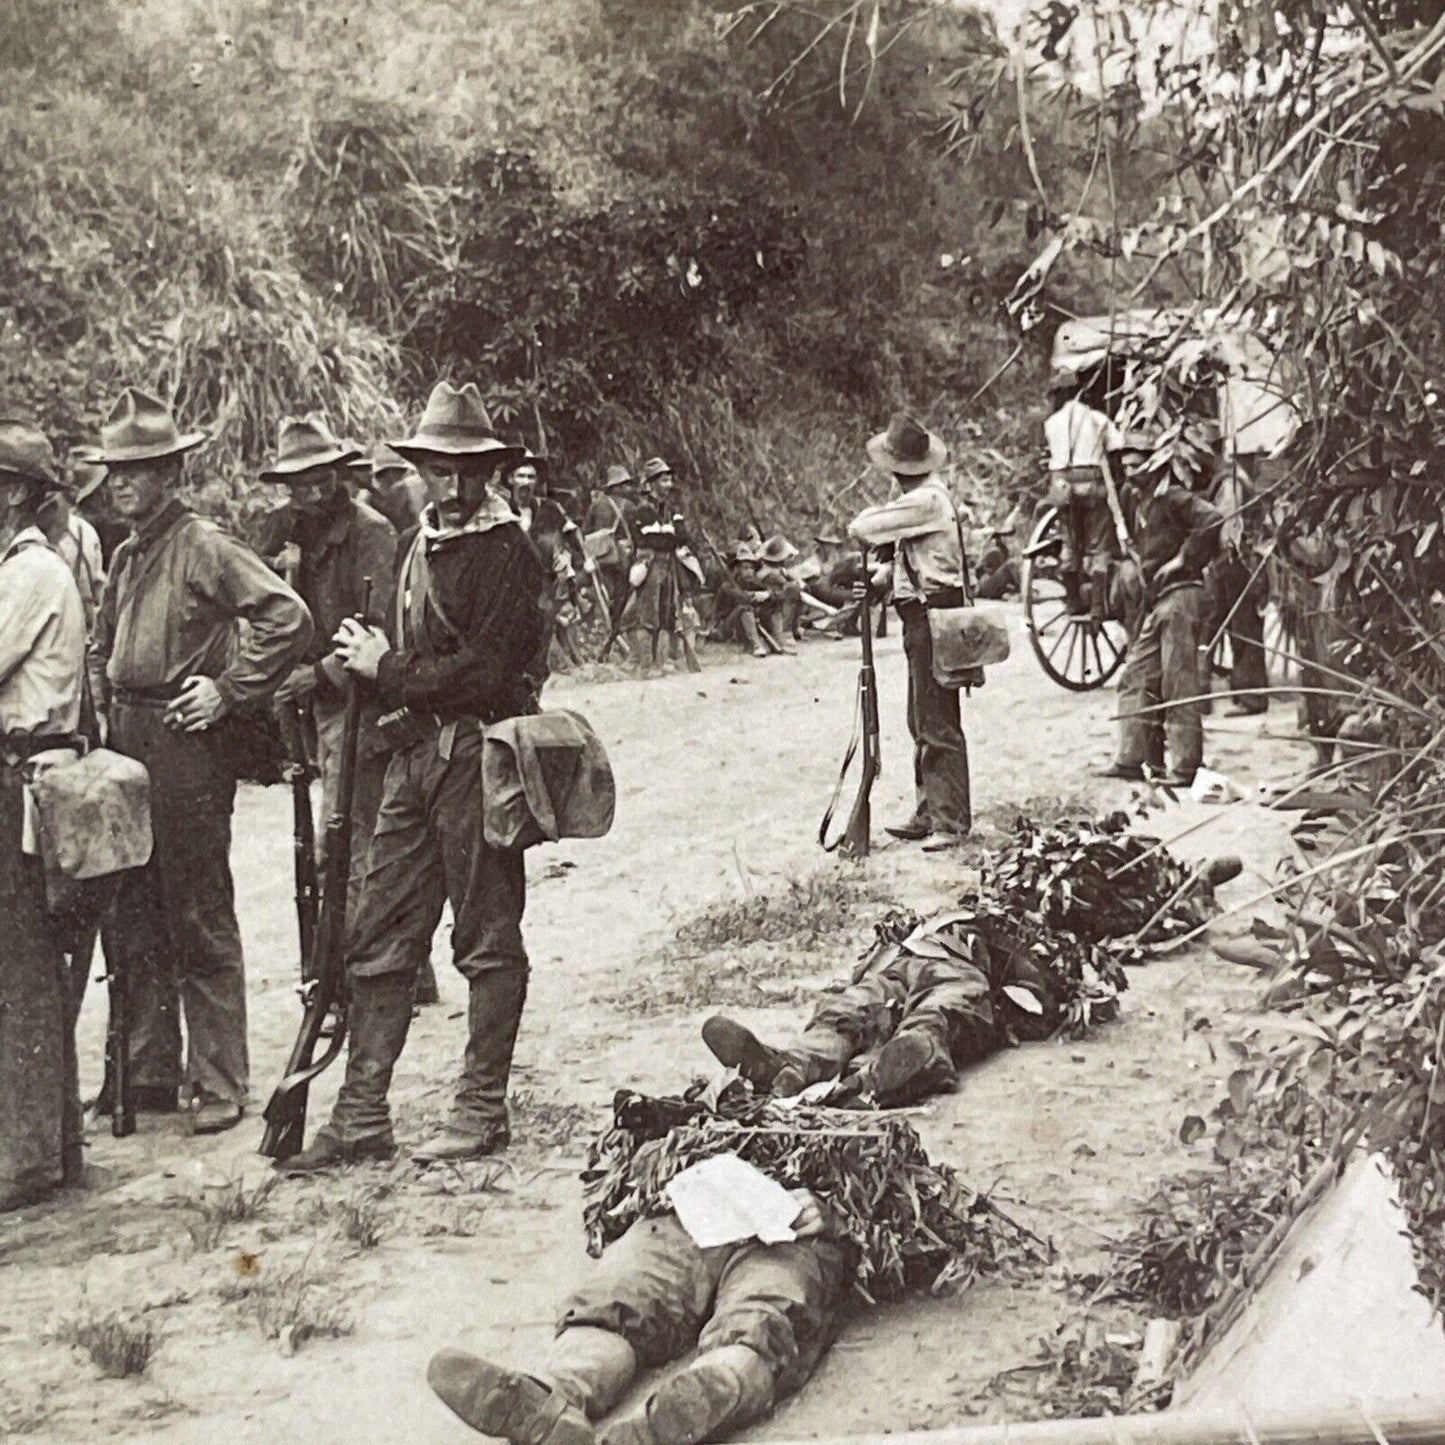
top-left (428, 1084), bottom-right (1038, 1445)
top-left (705, 815), bottom-right (1224, 1108)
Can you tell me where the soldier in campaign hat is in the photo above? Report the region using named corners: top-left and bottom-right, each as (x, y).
top-left (849, 413), bottom-right (971, 851)
top-left (93, 388), bottom-right (313, 1136)
top-left (259, 415), bottom-right (414, 979)
top-left (0, 419), bottom-right (89, 1209)
top-left (282, 382), bottom-right (546, 1172)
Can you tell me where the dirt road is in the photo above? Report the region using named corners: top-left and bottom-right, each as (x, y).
top-left (0, 605), bottom-right (1308, 1443)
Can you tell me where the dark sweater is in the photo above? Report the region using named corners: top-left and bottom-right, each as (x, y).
top-left (377, 521), bottom-right (546, 723)
top-left (1121, 482), bottom-right (1223, 594)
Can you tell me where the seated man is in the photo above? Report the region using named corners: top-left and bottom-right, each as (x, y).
top-left (755, 536), bottom-right (803, 650)
top-left (973, 528), bottom-right (1019, 600)
top-left (711, 542), bottom-right (771, 658)
top-left (429, 1189), bottom-right (841, 1445)
top-left (703, 910), bottom-right (1062, 1107)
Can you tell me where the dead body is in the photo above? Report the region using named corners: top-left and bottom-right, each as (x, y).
top-left (429, 1193), bottom-right (844, 1445)
top-left (703, 909), bottom-right (1063, 1107)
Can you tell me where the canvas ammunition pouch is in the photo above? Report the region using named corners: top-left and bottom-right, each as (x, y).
top-left (25, 747), bottom-right (153, 912)
top-left (585, 527), bottom-right (627, 568)
top-left (900, 501), bottom-right (1011, 690)
top-left (481, 710), bottom-right (615, 851)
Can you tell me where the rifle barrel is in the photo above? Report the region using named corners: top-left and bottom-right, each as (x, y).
top-left (258, 580), bottom-right (371, 1161)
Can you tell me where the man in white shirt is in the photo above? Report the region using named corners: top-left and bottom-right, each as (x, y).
top-left (0, 420), bottom-right (87, 1212)
top-left (848, 414), bottom-right (971, 850)
top-left (1044, 374), bottom-right (1126, 620)
top-left (1045, 386), bottom-right (1124, 472)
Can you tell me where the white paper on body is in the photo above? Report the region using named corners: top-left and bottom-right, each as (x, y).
top-left (665, 1153), bottom-right (799, 1249)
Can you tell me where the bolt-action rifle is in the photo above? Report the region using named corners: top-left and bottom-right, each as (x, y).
top-left (259, 582), bottom-right (370, 1161)
top-left (103, 951), bottom-right (134, 1138)
top-left (276, 701), bottom-right (319, 979)
top-left (819, 545), bottom-right (880, 859)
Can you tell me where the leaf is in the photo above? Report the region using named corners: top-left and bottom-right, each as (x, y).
top-left (1246, 1014), bottom-right (1333, 1045)
top-left (1002, 984), bottom-right (1044, 1015)
top-left (1228, 1068), bottom-right (1254, 1114)
top-left (1214, 1126), bottom-right (1245, 1163)
top-left (1179, 1115), bottom-right (1207, 1145)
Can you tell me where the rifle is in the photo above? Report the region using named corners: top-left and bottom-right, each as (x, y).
top-left (276, 701), bottom-right (319, 979)
top-left (259, 582), bottom-right (370, 1162)
top-left (599, 575), bottom-right (641, 661)
top-left (819, 545), bottom-right (881, 859)
top-left (103, 951), bottom-right (134, 1138)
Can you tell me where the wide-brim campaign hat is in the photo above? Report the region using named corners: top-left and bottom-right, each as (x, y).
top-left (0, 420), bottom-right (63, 490)
top-left (350, 442), bottom-right (414, 478)
top-left (97, 388), bottom-right (207, 465)
top-left (261, 414), bottom-right (362, 481)
top-left (511, 452), bottom-right (549, 478)
top-left (866, 412), bottom-right (947, 476)
top-left (68, 444), bottom-right (108, 502)
top-left (603, 464), bottom-right (634, 491)
top-left (761, 534), bottom-right (799, 565)
top-left (640, 456), bottom-right (673, 484)
top-left (391, 382), bottom-right (525, 463)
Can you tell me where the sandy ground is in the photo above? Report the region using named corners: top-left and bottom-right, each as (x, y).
top-left (0, 603), bottom-right (1310, 1443)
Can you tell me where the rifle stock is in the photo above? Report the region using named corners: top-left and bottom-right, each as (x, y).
top-left (260, 583), bottom-right (370, 1161)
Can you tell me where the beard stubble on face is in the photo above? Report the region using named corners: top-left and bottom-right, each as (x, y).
top-left (108, 461), bottom-right (175, 525)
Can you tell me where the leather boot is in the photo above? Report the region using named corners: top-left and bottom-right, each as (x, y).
top-left (700, 1016), bottom-right (792, 1089)
top-left (872, 1030), bottom-right (955, 1105)
top-left (416, 970), bottom-right (527, 1162)
top-left (428, 1350), bottom-right (595, 1445)
top-left (281, 973), bottom-right (413, 1173)
top-left (600, 1345), bottom-right (774, 1445)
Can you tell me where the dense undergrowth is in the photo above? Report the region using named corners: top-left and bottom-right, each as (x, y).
top-left (0, 0), bottom-right (1069, 536)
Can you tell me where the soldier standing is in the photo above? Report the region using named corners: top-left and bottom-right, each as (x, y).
top-left (259, 417), bottom-right (415, 962)
top-left (584, 464), bottom-right (639, 635)
top-left (94, 389), bottom-right (313, 1135)
top-left (0, 421), bottom-right (88, 1208)
top-left (281, 383), bottom-right (546, 1172)
top-left (849, 414), bottom-right (972, 851)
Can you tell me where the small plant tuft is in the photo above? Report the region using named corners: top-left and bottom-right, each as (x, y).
top-left (57, 1312), bottom-right (159, 1379)
top-left (337, 1188), bottom-right (387, 1250)
top-left (669, 867), bottom-right (879, 956)
top-left (187, 1175), bottom-right (278, 1253)
top-left (224, 1257), bottom-right (353, 1351)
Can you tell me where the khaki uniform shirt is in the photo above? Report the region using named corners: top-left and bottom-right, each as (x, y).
top-left (848, 477), bottom-right (965, 604)
top-left (98, 500), bottom-right (312, 709)
top-left (0, 527), bottom-right (86, 737)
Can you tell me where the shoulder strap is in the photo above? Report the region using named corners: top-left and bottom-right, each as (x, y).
top-left (949, 492), bottom-right (975, 607)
